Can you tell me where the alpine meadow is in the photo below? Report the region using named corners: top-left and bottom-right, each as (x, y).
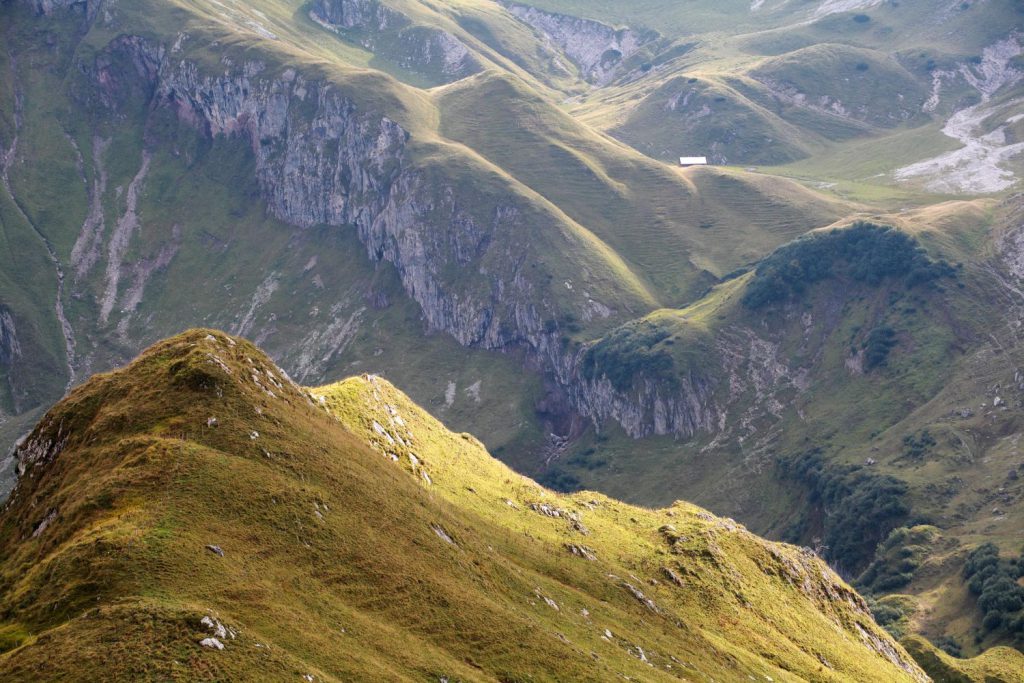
top-left (2, 0), bottom-right (1024, 680)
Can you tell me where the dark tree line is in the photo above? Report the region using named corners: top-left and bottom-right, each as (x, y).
top-left (779, 449), bottom-right (912, 575)
top-left (743, 222), bottom-right (956, 309)
top-left (963, 543), bottom-right (1024, 640)
top-left (581, 321), bottom-right (681, 391)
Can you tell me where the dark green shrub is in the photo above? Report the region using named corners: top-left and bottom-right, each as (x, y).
top-left (963, 543), bottom-right (1024, 641)
top-left (779, 449), bottom-right (911, 574)
top-left (866, 595), bottom-right (915, 638)
top-left (582, 321), bottom-right (677, 391)
top-left (871, 602), bottom-right (903, 627)
top-left (538, 468), bottom-right (581, 493)
top-left (560, 313), bottom-right (582, 333)
top-left (863, 326), bottom-right (897, 369)
top-left (568, 448), bottom-right (607, 471)
top-left (933, 635), bottom-right (962, 657)
top-left (901, 430), bottom-right (936, 461)
top-left (857, 525), bottom-right (936, 594)
top-left (964, 543), bottom-right (1000, 594)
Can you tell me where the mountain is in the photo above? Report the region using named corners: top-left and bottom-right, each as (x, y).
top-left (0, 329), bottom-right (934, 681)
top-left (2, 0), bottom-right (1024, 663)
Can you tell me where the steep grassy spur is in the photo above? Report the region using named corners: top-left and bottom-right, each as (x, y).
top-left (0, 329), bottom-right (930, 681)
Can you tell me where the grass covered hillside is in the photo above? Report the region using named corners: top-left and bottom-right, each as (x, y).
top-left (4, 0), bottom-right (1024, 669)
top-left (0, 330), bottom-right (929, 681)
top-left (902, 635), bottom-right (1024, 683)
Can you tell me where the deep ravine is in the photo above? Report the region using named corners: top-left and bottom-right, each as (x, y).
top-left (1, 42), bottom-right (76, 390)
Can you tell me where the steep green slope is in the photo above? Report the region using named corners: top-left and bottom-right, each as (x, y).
top-left (0, 0), bottom-right (856, 468)
top-left (437, 72), bottom-right (847, 299)
top-left (608, 75), bottom-right (815, 166)
top-left (746, 44), bottom-right (929, 130)
top-left (0, 330), bottom-right (929, 681)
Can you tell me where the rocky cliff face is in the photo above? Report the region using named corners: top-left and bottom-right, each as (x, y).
top-left (0, 309), bottom-right (22, 380)
top-left (0, 308), bottom-right (24, 417)
top-left (311, 0), bottom-right (403, 31)
top-left (95, 36), bottom-right (551, 353)
top-left (567, 371), bottom-right (719, 438)
top-left (558, 320), bottom-right (815, 441)
top-left (24, 0), bottom-right (90, 16)
top-left (501, 2), bottom-right (656, 86)
top-left (6, 0), bottom-right (721, 457)
top-left (0, 446), bottom-right (15, 502)
top-left (156, 59), bottom-right (407, 231)
top-left (66, 15), bottom-right (612, 422)
top-left (147, 38), bottom-right (724, 441)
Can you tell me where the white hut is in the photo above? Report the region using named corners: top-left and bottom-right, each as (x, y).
top-left (679, 156), bottom-right (708, 167)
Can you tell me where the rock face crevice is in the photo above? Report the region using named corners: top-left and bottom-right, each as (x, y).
top-left (76, 31), bottom-right (557, 358)
top-left (157, 57), bottom-right (409, 231)
top-left (133, 34), bottom-right (724, 440)
top-left (0, 310), bottom-right (22, 371)
top-left (311, 0), bottom-right (403, 31)
top-left (144, 52), bottom-right (550, 352)
top-left (24, 0), bottom-right (96, 18)
top-left (0, 308), bottom-right (24, 415)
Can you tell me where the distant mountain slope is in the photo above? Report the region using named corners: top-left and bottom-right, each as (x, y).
top-left (0, 330), bottom-right (928, 681)
top-left (568, 0), bottom-right (1024, 197)
top-left (0, 0), bottom-right (853, 466)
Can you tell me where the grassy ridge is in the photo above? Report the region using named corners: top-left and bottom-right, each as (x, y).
top-left (609, 75), bottom-right (815, 166)
top-left (439, 72), bottom-right (849, 301)
top-left (902, 635), bottom-right (1024, 682)
top-left (0, 330), bottom-right (929, 681)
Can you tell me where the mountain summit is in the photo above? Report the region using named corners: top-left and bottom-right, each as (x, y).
top-left (0, 329), bottom-right (927, 681)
